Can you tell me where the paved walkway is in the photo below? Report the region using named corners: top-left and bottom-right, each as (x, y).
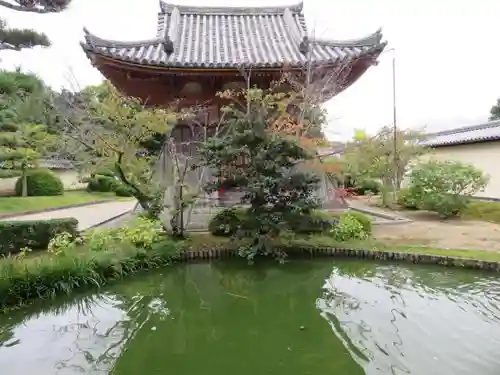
top-left (0, 200), bottom-right (137, 231)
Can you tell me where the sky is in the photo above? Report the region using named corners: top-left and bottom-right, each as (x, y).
top-left (2, 0), bottom-right (500, 140)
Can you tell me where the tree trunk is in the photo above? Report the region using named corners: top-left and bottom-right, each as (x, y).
top-left (21, 168), bottom-right (28, 197)
top-left (381, 179), bottom-right (392, 207)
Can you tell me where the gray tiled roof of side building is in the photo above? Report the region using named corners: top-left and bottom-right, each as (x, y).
top-left (81, 1), bottom-right (386, 69)
top-left (39, 158), bottom-right (74, 170)
top-left (422, 120), bottom-right (500, 147)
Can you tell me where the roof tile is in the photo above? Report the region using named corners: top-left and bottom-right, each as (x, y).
top-left (81, 1), bottom-right (385, 69)
top-left (423, 120), bottom-right (500, 147)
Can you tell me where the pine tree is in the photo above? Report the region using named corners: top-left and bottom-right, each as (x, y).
top-left (198, 88), bottom-right (321, 262)
top-left (0, 0), bottom-right (71, 51)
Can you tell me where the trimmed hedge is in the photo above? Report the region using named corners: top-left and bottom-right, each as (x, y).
top-left (0, 218), bottom-right (78, 255)
top-left (354, 179), bottom-right (381, 195)
top-left (86, 176), bottom-right (117, 193)
top-left (113, 184), bottom-right (134, 197)
top-left (14, 169), bottom-right (64, 197)
top-left (86, 175), bottom-right (133, 197)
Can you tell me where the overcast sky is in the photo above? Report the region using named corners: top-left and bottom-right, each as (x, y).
top-left (1, 0), bottom-right (499, 140)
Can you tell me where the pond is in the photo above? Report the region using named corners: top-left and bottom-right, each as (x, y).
top-left (1, 260), bottom-right (500, 375)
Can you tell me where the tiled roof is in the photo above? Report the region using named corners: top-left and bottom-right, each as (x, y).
top-left (39, 158), bottom-right (74, 170)
top-left (0, 158), bottom-right (74, 170)
top-left (81, 1), bottom-right (386, 69)
top-left (423, 120), bottom-right (500, 147)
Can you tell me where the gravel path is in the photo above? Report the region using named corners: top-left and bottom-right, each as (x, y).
top-left (349, 198), bottom-right (500, 251)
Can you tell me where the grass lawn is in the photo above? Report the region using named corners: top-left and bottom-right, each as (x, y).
top-left (0, 191), bottom-right (133, 215)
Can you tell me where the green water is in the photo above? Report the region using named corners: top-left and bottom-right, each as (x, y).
top-left (1, 261), bottom-right (500, 375)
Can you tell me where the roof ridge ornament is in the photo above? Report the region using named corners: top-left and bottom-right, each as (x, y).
top-left (163, 5), bottom-right (180, 55)
top-left (299, 36), bottom-right (309, 55)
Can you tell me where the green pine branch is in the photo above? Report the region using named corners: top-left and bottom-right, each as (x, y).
top-left (0, 0), bottom-right (71, 51)
top-left (0, 0), bottom-right (70, 13)
top-left (0, 20), bottom-right (50, 51)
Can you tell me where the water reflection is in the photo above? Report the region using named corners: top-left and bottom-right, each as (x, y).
top-left (0, 292), bottom-right (171, 375)
top-left (318, 265), bottom-right (500, 375)
top-left (0, 261), bottom-right (499, 375)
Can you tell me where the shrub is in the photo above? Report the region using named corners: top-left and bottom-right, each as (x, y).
top-left (342, 210), bottom-right (372, 235)
top-left (407, 160), bottom-right (489, 218)
top-left (397, 187), bottom-right (419, 210)
top-left (355, 179), bottom-right (381, 195)
top-left (114, 184), bottom-right (134, 197)
top-left (209, 208), bottom-right (246, 237)
top-left (86, 175), bottom-right (117, 193)
top-left (0, 218), bottom-right (78, 255)
top-left (289, 210), bottom-right (339, 234)
top-left (14, 169), bottom-right (64, 196)
top-left (75, 216), bottom-right (161, 253)
top-left (289, 210), bottom-right (372, 236)
top-left (330, 213), bottom-right (368, 242)
top-left (0, 220), bottom-right (176, 310)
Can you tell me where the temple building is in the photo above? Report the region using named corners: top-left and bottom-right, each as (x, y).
top-left (81, 1), bottom-right (386, 229)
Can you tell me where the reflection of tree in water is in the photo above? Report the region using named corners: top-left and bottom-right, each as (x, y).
top-left (316, 263), bottom-right (500, 375)
top-left (0, 285), bottom-right (172, 375)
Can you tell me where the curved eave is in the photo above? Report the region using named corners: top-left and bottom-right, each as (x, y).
top-left (311, 28), bottom-right (384, 48)
top-left (83, 28), bottom-right (163, 49)
top-left (81, 41), bottom-right (386, 71)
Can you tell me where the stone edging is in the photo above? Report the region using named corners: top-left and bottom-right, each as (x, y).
top-left (0, 199), bottom-right (123, 219)
top-left (172, 247), bottom-right (500, 272)
top-left (349, 206), bottom-right (413, 224)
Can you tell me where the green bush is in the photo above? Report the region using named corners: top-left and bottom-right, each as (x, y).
top-left (114, 184), bottom-right (134, 197)
top-left (86, 175), bottom-right (117, 193)
top-left (355, 179), bottom-right (381, 195)
top-left (0, 218), bottom-right (175, 310)
top-left (0, 218), bottom-right (78, 255)
top-left (14, 169), bottom-right (64, 196)
top-left (342, 210), bottom-right (372, 235)
top-left (209, 208), bottom-right (246, 237)
top-left (407, 160), bottom-right (489, 218)
top-left (397, 188), bottom-right (419, 210)
top-left (289, 210), bottom-right (372, 237)
top-left (289, 211), bottom-right (339, 234)
top-left (330, 213), bottom-right (368, 242)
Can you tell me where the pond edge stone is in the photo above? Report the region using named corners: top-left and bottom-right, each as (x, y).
top-left (173, 247), bottom-right (500, 272)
